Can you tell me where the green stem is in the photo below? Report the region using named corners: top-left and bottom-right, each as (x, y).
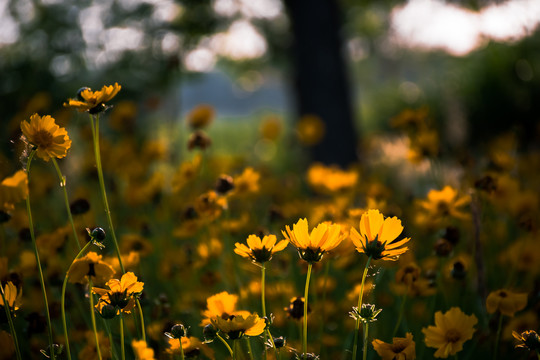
top-left (120, 313), bottom-right (125, 360)
top-left (232, 339), bottom-right (237, 360)
top-left (261, 265), bottom-right (267, 360)
top-left (51, 158), bottom-right (81, 251)
top-left (0, 284), bottom-right (22, 360)
top-left (392, 288), bottom-right (409, 338)
top-left (179, 336), bottom-right (185, 360)
top-left (62, 240), bottom-right (94, 360)
top-left (136, 298), bottom-right (146, 341)
top-left (89, 114), bottom-right (124, 273)
top-left (217, 333), bottom-right (233, 358)
top-left (352, 256), bottom-right (372, 360)
top-left (303, 263), bottom-right (313, 356)
top-left (247, 337), bottom-right (254, 360)
top-left (25, 149), bottom-right (56, 360)
top-left (88, 278), bottom-right (102, 360)
top-left (493, 314), bottom-right (503, 360)
top-left (363, 322), bottom-right (369, 360)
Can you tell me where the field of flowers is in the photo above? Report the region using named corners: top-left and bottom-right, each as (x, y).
top-left (0, 83), bottom-right (538, 360)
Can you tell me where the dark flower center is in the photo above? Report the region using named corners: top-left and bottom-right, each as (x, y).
top-left (446, 329), bottom-right (461, 343)
top-left (33, 130), bottom-right (54, 149)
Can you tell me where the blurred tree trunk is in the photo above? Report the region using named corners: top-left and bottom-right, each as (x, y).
top-left (283, 0), bottom-right (358, 167)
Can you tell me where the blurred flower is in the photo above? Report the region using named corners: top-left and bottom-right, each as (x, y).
top-left (391, 107), bottom-right (430, 130)
top-left (504, 311), bottom-right (538, 340)
top-left (195, 191), bottom-right (227, 220)
top-left (501, 236), bottom-right (540, 275)
top-left (395, 262), bottom-right (421, 286)
top-left (187, 104), bottom-right (215, 129)
top-left (67, 252), bottom-right (115, 285)
top-left (234, 234), bottom-right (288, 264)
top-left (486, 289), bottom-right (527, 317)
top-left (372, 332), bottom-right (416, 360)
top-left (407, 129), bottom-right (439, 164)
top-left (120, 234), bottom-right (153, 257)
top-left (260, 115), bottom-right (282, 140)
top-left (282, 218), bottom-right (343, 263)
top-left (109, 101), bottom-right (137, 132)
top-left (187, 130), bottom-right (212, 151)
top-left (211, 313), bottom-right (266, 340)
top-left (172, 155), bottom-right (201, 193)
top-left (231, 167), bottom-right (260, 196)
top-left (416, 186), bottom-right (470, 226)
top-left (166, 336), bottom-right (213, 358)
top-left (307, 163), bottom-right (358, 194)
top-left (296, 114), bottom-right (325, 146)
top-left (512, 330), bottom-right (540, 351)
top-left (422, 307), bottom-right (477, 358)
top-left (104, 251), bottom-right (140, 274)
top-left (0, 282), bottom-right (22, 313)
top-left (215, 174), bottom-right (235, 195)
top-left (350, 209), bottom-right (410, 261)
top-left (64, 83), bottom-right (121, 113)
top-left (93, 272), bottom-right (144, 315)
top-left (132, 340), bottom-right (155, 360)
top-left (0, 170), bottom-right (28, 211)
top-left (285, 297), bottom-right (310, 320)
top-left (201, 291), bottom-right (241, 325)
top-left (20, 113), bottom-right (72, 161)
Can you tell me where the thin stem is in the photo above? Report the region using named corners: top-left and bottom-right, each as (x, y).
top-left (0, 284), bottom-right (22, 360)
top-left (216, 333), bottom-right (233, 358)
top-left (493, 314), bottom-right (503, 360)
top-left (352, 256), bottom-right (372, 360)
top-left (392, 288), bottom-right (409, 338)
top-left (232, 339), bottom-right (237, 360)
top-left (62, 240), bottom-right (94, 360)
top-left (247, 337), bottom-right (254, 360)
top-left (51, 158), bottom-right (81, 251)
top-left (88, 278), bottom-right (102, 360)
top-left (261, 265), bottom-right (267, 360)
top-left (25, 149), bottom-right (56, 360)
top-left (136, 298), bottom-right (146, 341)
top-left (89, 114), bottom-right (124, 273)
top-left (120, 313), bottom-right (126, 360)
top-left (303, 263), bottom-right (313, 356)
top-left (363, 322), bottom-right (369, 360)
top-left (179, 337), bottom-right (185, 360)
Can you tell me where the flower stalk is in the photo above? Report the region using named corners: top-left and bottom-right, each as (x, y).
top-left (88, 278), bottom-right (103, 360)
top-left (0, 284), bottom-right (22, 360)
top-left (352, 256), bottom-right (372, 360)
top-left (303, 263), bottom-right (313, 356)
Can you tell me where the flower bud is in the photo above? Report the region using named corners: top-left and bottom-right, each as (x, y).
top-left (91, 227), bottom-right (106, 241)
top-left (99, 304), bottom-right (118, 319)
top-left (170, 323), bottom-right (187, 338)
top-left (203, 323), bottom-right (217, 343)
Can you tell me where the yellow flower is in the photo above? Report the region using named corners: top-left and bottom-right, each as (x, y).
top-left (64, 83), bottom-right (121, 113)
top-left (422, 307), bottom-right (477, 358)
top-left (234, 234), bottom-right (288, 263)
top-left (187, 104), bottom-right (215, 129)
top-left (20, 113), bottom-right (72, 161)
top-left (416, 186), bottom-right (470, 226)
top-left (282, 218), bottom-right (343, 263)
top-left (372, 332), bottom-right (416, 360)
top-left (132, 340), bottom-right (155, 360)
top-left (350, 209), bottom-right (410, 261)
top-left (486, 289), bottom-right (527, 317)
top-left (0, 282), bottom-right (22, 312)
top-left (201, 291), bottom-right (240, 325)
top-left (166, 337), bottom-right (213, 358)
top-left (307, 163), bottom-right (358, 194)
top-left (67, 252), bottom-right (116, 285)
top-left (0, 170), bottom-right (28, 211)
top-left (211, 313), bottom-right (266, 340)
top-left (512, 330), bottom-right (540, 351)
top-left (232, 167), bottom-right (260, 196)
top-left (93, 272), bottom-right (144, 315)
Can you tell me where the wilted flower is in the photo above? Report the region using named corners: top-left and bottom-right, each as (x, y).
top-left (486, 289), bottom-right (528, 317)
top-left (64, 83), bottom-right (121, 113)
top-left (372, 332), bottom-right (416, 360)
top-left (67, 252), bottom-right (115, 284)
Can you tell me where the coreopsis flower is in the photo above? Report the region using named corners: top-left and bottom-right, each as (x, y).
top-left (194, 191), bottom-right (227, 220)
top-left (486, 289), bottom-right (528, 317)
top-left (407, 129), bottom-right (439, 164)
top-left (234, 234), bottom-right (288, 264)
top-left (306, 163), bottom-right (358, 194)
top-left (211, 313), bottom-right (266, 340)
top-left (93, 272), bottom-right (144, 316)
top-left (166, 336), bottom-right (213, 358)
top-left (0, 282), bottom-right (22, 313)
top-left (20, 113), bottom-right (72, 161)
top-left (187, 104), bottom-right (215, 129)
top-left (67, 252), bottom-right (116, 284)
top-left (513, 330), bottom-right (540, 351)
top-left (350, 209), bottom-right (410, 261)
top-left (349, 303), bottom-right (382, 323)
top-left (282, 218), bottom-right (343, 263)
top-left (232, 167), bottom-right (260, 195)
top-left (64, 83), bottom-right (121, 113)
top-left (422, 307), bottom-right (477, 358)
top-left (416, 186), bottom-right (470, 226)
top-left (372, 332), bottom-right (416, 360)
top-left (390, 106), bottom-right (430, 130)
top-left (0, 170), bottom-right (28, 211)
top-left (201, 291), bottom-right (241, 325)
top-left (132, 340), bottom-right (155, 360)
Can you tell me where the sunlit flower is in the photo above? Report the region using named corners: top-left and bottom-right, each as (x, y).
top-left (513, 330), bottom-right (540, 351)
top-left (282, 218), bottom-right (343, 263)
top-left (166, 336), bottom-right (213, 358)
top-left (93, 272), bottom-right (144, 315)
top-left (422, 307), bottom-right (477, 358)
top-left (350, 209), bottom-right (410, 261)
top-left (0, 170), bottom-right (28, 211)
top-left (132, 340), bottom-right (155, 360)
top-left (307, 163), bottom-right (358, 194)
top-left (187, 104), bottom-right (215, 129)
top-left (201, 291), bottom-right (242, 325)
top-left (0, 282), bottom-right (22, 313)
top-left (211, 313), bottom-right (266, 340)
top-left (372, 332), bottom-right (416, 360)
top-left (234, 234), bottom-right (288, 263)
top-left (486, 289), bottom-right (527, 317)
top-left (67, 252), bottom-right (116, 285)
top-left (20, 113), bottom-right (72, 161)
top-left (64, 83), bottom-right (121, 113)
